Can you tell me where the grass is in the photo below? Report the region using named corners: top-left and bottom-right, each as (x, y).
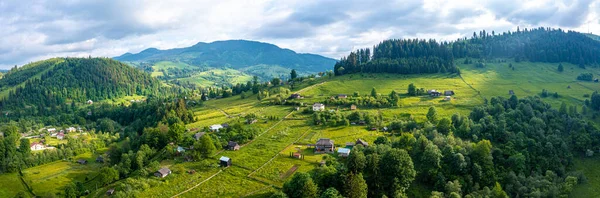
top-left (0, 173), bottom-right (29, 197)
top-left (571, 156), bottom-right (600, 197)
top-left (134, 161), bottom-right (221, 198)
top-left (151, 61), bottom-right (197, 77)
top-left (180, 166), bottom-right (270, 198)
top-left (179, 68), bottom-right (254, 87)
top-left (459, 60), bottom-right (600, 109)
top-left (22, 152), bottom-right (103, 196)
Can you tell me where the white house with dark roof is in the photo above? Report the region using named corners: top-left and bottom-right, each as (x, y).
top-left (313, 103), bottom-right (325, 111)
top-left (30, 142), bottom-right (45, 151)
top-left (210, 124), bottom-right (223, 132)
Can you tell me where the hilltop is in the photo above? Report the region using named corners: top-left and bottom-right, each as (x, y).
top-left (0, 58), bottom-right (162, 115)
top-left (114, 40), bottom-right (337, 86)
top-left (335, 27), bottom-right (600, 76)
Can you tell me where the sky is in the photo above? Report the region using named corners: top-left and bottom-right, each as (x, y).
top-left (0, 0), bottom-right (599, 69)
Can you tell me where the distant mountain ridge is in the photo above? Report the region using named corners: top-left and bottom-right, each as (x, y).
top-left (114, 40), bottom-right (337, 73)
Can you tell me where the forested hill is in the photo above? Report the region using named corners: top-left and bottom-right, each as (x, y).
top-left (114, 40), bottom-right (337, 73)
top-left (335, 27), bottom-right (600, 75)
top-left (0, 58), bottom-right (161, 114)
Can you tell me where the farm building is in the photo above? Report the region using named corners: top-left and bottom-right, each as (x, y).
top-left (30, 142), bottom-right (45, 151)
top-left (509, 90), bottom-right (515, 95)
top-left (356, 139), bottom-right (369, 147)
top-left (77, 159), bottom-right (87, 165)
top-left (194, 132), bottom-right (206, 140)
top-left (154, 168), bottom-right (172, 178)
top-left (87, 100), bottom-right (93, 105)
top-left (221, 123), bottom-right (230, 128)
top-left (294, 107), bottom-right (300, 111)
top-left (106, 189), bottom-right (115, 196)
top-left (66, 127), bottom-right (76, 133)
top-left (313, 103), bottom-right (325, 111)
top-left (338, 148), bottom-right (351, 157)
top-left (444, 90), bottom-right (455, 96)
top-left (444, 96), bottom-right (452, 101)
top-left (429, 90), bottom-right (441, 97)
top-left (219, 156), bottom-right (232, 167)
top-left (210, 124), bottom-right (223, 132)
top-left (289, 93), bottom-right (303, 99)
top-left (57, 132), bottom-right (65, 140)
top-left (315, 138), bottom-right (335, 153)
top-left (337, 94), bottom-right (348, 99)
top-left (350, 104), bottom-right (357, 110)
top-left (177, 146), bottom-right (186, 153)
top-left (228, 141), bottom-right (240, 151)
top-left (96, 156), bottom-right (104, 163)
top-left (292, 152), bottom-right (302, 159)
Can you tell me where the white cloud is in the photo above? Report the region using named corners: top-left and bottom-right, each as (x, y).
top-left (0, 0), bottom-right (598, 68)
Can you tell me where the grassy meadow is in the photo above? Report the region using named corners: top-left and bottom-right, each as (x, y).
top-left (21, 152), bottom-right (103, 196)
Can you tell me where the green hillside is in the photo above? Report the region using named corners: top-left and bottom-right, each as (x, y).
top-left (114, 40), bottom-right (337, 86)
top-left (0, 58), bottom-right (162, 115)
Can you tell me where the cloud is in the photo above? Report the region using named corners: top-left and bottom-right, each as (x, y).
top-left (0, 0), bottom-right (599, 68)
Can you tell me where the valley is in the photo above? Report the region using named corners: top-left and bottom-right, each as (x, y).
top-left (1, 28), bottom-right (600, 198)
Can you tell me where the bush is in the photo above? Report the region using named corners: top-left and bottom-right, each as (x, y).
top-left (577, 73), bottom-right (593, 81)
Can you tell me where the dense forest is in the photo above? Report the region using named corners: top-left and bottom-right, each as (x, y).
top-left (335, 27), bottom-right (600, 76)
top-left (280, 96), bottom-right (595, 198)
top-left (334, 39), bottom-right (457, 75)
top-left (0, 58), bottom-right (165, 116)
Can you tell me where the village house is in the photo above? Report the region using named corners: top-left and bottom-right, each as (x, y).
top-left (428, 90), bottom-right (441, 97)
top-left (289, 93), bottom-right (303, 99)
top-left (337, 148), bottom-right (351, 157)
top-left (509, 90), bottom-right (515, 95)
top-left (294, 107), bottom-right (300, 111)
top-left (350, 104), bottom-right (357, 110)
top-left (154, 168), bottom-right (172, 178)
top-left (57, 132), bottom-right (65, 140)
top-left (313, 103), bottom-right (325, 111)
top-left (444, 90), bottom-right (455, 96)
top-left (227, 141), bottom-right (240, 151)
top-left (193, 132), bottom-right (206, 140)
top-left (210, 124), bottom-right (223, 132)
top-left (220, 156), bottom-right (232, 167)
top-left (96, 156), bottom-right (104, 163)
top-left (87, 100), bottom-right (93, 105)
top-left (444, 96), bottom-right (452, 101)
top-left (337, 94), bottom-right (348, 99)
top-left (30, 142), bottom-right (45, 151)
top-left (66, 127), bottom-right (76, 133)
top-left (77, 159), bottom-right (88, 165)
top-left (106, 189), bottom-right (115, 196)
top-left (315, 138), bottom-right (335, 153)
top-left (356, 139), bottom-right (369, 147)
top-left (47, 128), bottom-right (56, 133)
top-left (221, 123), bottom-right (230, 128)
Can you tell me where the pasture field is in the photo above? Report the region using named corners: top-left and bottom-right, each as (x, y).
top-left (151, 61), bottom-right (197, 77)
top-left (571, 156), bottom-right (600, 197)
top-left (459, 60), bottom-right (600, 108)
top-left (179, 68), bottom-right (254, 87)
top-left (0, 173), bottom-right (29, 198)
top-left (22, 152), bottom-right (102, 196)
top-left (180, 166), bottom-right (270, 198)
